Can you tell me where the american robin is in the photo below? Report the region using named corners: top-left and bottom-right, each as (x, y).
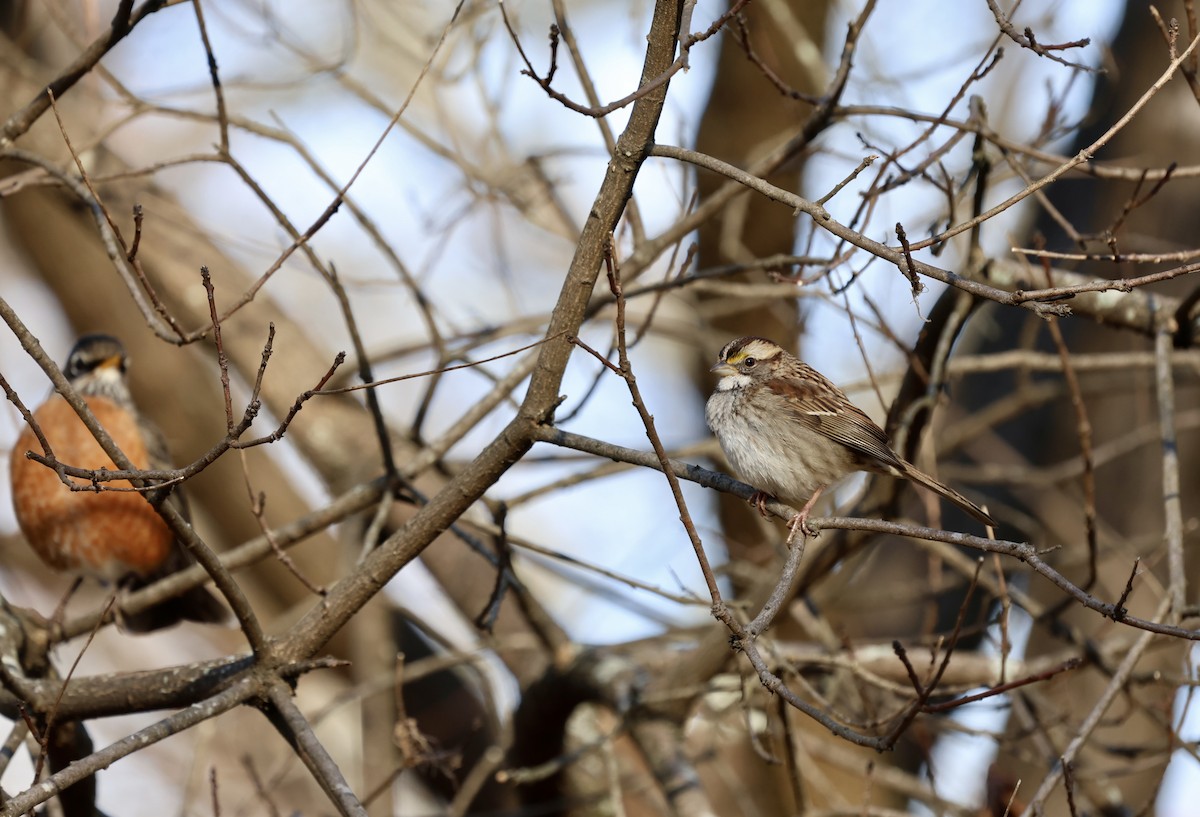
top-left (8, 334), bottom-right (226, 631)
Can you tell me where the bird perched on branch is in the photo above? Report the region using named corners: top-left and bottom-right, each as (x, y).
top-left (705, 336), bottom-right (994, 537)
top-left (9, 334), bottom-right (226, 631)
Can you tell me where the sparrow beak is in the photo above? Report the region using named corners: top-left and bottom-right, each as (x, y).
top-left (97, 355), bottom-right (124, 370)
top-left (710, 362), bottom-right (737, 377)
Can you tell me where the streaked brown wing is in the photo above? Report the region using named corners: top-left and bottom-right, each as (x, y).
top-left (767, 373), bottom-right (904, 469)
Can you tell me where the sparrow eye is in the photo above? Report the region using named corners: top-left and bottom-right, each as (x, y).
top-left (742, 357), bottom-right (757, 369)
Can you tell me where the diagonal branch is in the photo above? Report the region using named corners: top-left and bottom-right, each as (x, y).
top-left (273, 0), bottom-right (686, 663)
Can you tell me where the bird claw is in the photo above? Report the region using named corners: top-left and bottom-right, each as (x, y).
top-left (748, 489), bottom-right (822, 543)
top-left (785, 512), bottom-right (818, 544)
top-left (748, 491), bottom-right (774, 519)
top-left (785, 486), bottom-right (826, 544)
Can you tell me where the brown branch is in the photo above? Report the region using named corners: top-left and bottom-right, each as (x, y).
top-left (883, 560), bottom-right (984, 747)
top-left (26, 112), bottom-right (186, 341)
top-left (894, 222), bottom-right (924, 297)
top-left (58, 478), bottom-right (388, 640)
top-left (923, 658), bottom-right (1082, 713)
top-left (324, 263), bottom-right (396, 476)
top-left (268, 0), bottom-right (686, 664)
top-left (1155, 305), bottom-right (1187, 617)
top-left (0, 0), bottom-right (168, 144)
top-left (985, 0), bottom-right (1094, 70)
top-left (264, 682), bottom-right (367, 817)
top-left (0, 677), bottom-right (257, 817)
top-left (499, 0), bottom-right (746, 118)
top-left (190, 0), bottom-right (229, 153)
top-left (531, 424), bottom-right (1200, 640)
top-left (910, 31), bottom-right (1200, 251)
top-left (1020, 599), bottom-right (1170, 814)
top-left (1037, 252), bottom-right (1098, 589)
top-left (601, 235), bottom-right (726, 615)
top-left (650, 143), bottom-right (1200, 329)
top-left (201, 267), bottom-right (236, 433)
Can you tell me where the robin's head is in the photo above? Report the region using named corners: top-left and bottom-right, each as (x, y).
top-left (64, 334), bottom-right (130, 398)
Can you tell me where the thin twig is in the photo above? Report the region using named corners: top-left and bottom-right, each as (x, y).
top-left (201, 267), bottom-right (236, 434)
top-left (601, 238), bottom-right (723, 607)
top-left (1019, 599), bottom-right (1171, 815)
top-left (1037, 250), bottom-right (1098, 590)
top-left (0, 677), bottom-right (259, 817)
top-left (0, 0), bottom-right (165, 144)
top-left (1154, 301), bottom-right (1187, 617)
top-left (190, 0), bottom-right (229, 153)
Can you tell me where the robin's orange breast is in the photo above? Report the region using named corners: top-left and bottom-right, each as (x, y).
top-left (9, 395), bottom-right (173, 581)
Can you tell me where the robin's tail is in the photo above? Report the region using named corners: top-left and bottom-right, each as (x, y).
top-left (118, 537), bottom-right (230, 633)
top-left (899, 461), bottom-right (996, 529)
top-left (119, 563), bottom-right (228, 633)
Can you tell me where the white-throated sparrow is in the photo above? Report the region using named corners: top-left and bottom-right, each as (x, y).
top-left (705, 336), bottom-right (994, 535)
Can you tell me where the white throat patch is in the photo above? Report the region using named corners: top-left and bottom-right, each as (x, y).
top-left (715, 373), bottom-right (753, 391)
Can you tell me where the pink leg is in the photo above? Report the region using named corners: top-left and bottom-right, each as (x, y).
top-left (786, 487), bottom-right (825, 543)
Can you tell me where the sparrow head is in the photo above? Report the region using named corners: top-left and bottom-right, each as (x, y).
top-left (711, 336), bottom-right (787, 382)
